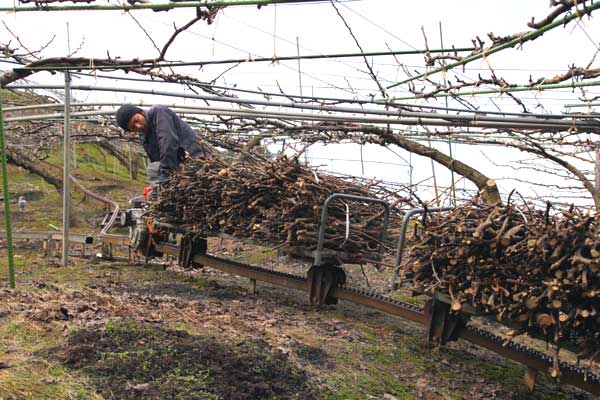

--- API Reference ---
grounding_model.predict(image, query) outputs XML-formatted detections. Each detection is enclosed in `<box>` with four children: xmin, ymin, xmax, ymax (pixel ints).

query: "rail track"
<box><xmin>151</xmin><ymin>244</ymin><xmax>600</xmax><ymax>395</ymax></box>
<box><xmin>36</xmin><ymin>176</ymin><xmax>600</xmax><ymax>396</ymax></box>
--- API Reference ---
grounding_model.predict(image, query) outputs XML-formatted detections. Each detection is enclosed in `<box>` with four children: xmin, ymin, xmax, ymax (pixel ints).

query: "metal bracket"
<box><xmin>524</xmin><ymin>366</ymin><xmax>538</xmax><ymax>392</ymax></box>
<box><xmin>178</xmin><ymin>232</ymin><xmax>207</xmax><ymax>269</ymax></box>
<box><xmin>314</xmin><ymin>193</ymin><xmax>390</xmax><ymax>266</ymax></box>
<box><xmin>391</xmin><ymin>206</ymin><xmax>453</xmax><ymax>290</ymax></box>
<box><xmin>307</xmin><ymin>264</ymin><xmax>346</xmax><ymax>306</ymax></box>
<box><xmin>424</xmin><ymin>298</ymin><xmax>466</xmax><ymax>345</ymax></box>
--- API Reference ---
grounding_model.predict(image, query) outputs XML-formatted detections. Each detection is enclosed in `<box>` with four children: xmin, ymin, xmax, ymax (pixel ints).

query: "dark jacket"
<box><xmin>141</xmin><ymin>105</ymin><xmax>209</xmax><ymax>180</ymax></box>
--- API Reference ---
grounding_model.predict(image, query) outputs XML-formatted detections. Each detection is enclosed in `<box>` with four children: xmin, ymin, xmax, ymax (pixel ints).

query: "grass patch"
<box><xmin>0</xmin><ymin>317</ymin><xmax>101</xmax><ymax>400</ymax></box>
<box><xmin>322</xmin><ymin>366</ymin><xmax>415</xmax><ymax>400</ymax></box>
<box><xmin>0</xmin><ymin>363</ymin><xmax>102</xmax><ymax>400</ymax></box>
<box><xmin>464</xmin><ymin>356</ymin><xmax>570</xmax><ymax>400</ymax></box>
<box><xmin>390</xmin><ymin>290</ymin><xmax>427</xmax><ymax>306</ymax></box>
<box><xmin>232</xmin><ymin>246</ymin><xmax>278</xmax><ymax>266</ymax></box>
<box><xmin>53</xmin><ymin>319</ymin><xmax>316</xmax><ymax>400</ymax></box>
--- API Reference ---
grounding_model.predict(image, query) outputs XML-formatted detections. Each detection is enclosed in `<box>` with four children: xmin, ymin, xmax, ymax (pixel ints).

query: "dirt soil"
<box><xmin>0</xmin><ymin>239</ymin><xmax>597</xmax><ymax>400</ymax></box>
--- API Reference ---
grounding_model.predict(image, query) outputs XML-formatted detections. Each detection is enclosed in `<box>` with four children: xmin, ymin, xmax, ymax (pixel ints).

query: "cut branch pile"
<box><xmin>150</xmin><ymin>153</ymin><xmax>405</xmax><ymax>255</ymax></box>
<box><xmin>403</xmin><ymin>198</ymin><xmax>600</xmax><ymax>360</ymax></box>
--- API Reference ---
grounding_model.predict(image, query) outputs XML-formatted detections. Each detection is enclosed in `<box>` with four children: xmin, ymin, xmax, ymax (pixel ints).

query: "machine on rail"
<box><xmin>97</xmin><ymin>190</ymin><xmax>600</xmax><ymax>396</ymax></box>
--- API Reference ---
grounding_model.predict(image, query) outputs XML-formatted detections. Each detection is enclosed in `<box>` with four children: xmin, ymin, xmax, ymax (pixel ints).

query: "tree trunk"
<box><xmin>98</xmin><ymin>142</ymin><xmax>139</xmax><ymax>180</ymax></box>
<box><xmin>6</xmin><ymin>146</ymin><xmax>62</xmax><ymax>191</ymax></box>
<box><xmin>306</xmin><ymin>126</ymin><xmax>503</xmax><ymax>205</ymax></box>
<box><xmin>378</xmin><ymin>131</ymin><xmax>502</xmax><ymax>205</ymax></box>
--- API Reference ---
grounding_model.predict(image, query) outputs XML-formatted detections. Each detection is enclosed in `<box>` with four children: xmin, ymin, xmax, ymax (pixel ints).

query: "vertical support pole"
<box><xmin>62</xmin><ymin>71</ymin><xmax>71</xmax><ymax>267</ymax></box>
<box><xmin>128</xmin><ymin>143</ymin><xmax>133</xmax><ymax>179</ymax></box>
<box><xmin>296</xmin><ymin>37</ymin><xmax>303</xmax><ymax>99</ymax></box>
<box><xmin>0</xmin><ymin>96</ymin><xmax>15</xmax><ymax>288</ymax></box>
<box><xmin>439</xmin><ymin>21</ymin><xmax>456</xmax><ymax>205</ymax></box>
<box><xmin>595</xmin><ymin>146</ymin><xmax>600</xmax><ymax>191</ymax></box>
<box><xmin>428</xmin><ymin>138</ymin><xmax>440</xmax><ymax>206</ymax></box>
<box><xmin>73</xmin><ymin>142</ymin><xmax>77</xmax><ymax>169</ymax></box>
<box><xmin>296</xmin><ymin>36</ymin><xmax>307</xmax><ymax>164</ymax></box>
<box><xmin>66</xmin><ymin>22</ymin><xmax>77</xmax><ymax>171</ymax></box>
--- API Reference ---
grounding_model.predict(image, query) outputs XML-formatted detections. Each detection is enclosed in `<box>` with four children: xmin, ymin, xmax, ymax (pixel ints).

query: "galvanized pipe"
<box><xmin>0</xmin><ymin>230</ymin><xmax>93</xmax><ymax>244</ymax></box>
<box><xmin>0</xmin><ymin>0</ymin><xmax>325</xmax><ymax>12</ymax></box>
<box><xmin>390</xmin><ymin>207</ymin><xmax>453</xmax><ymax>290</ymax></box>
<box><xmin>51</xmin><ymin>73</ymin><xmax>600</xmax><ymax>119</ymax></box>
<box><xmin>4</xmin><ymin>102</ymin><xmax>599</xmax><ymax>132</ymax></box>
<box><xmin>7</xmin><ymin>48</ymin><xmax>476</xmax><ymax>72</ymax></box>
<box><xmin>5</xmin><ymin>99</ymin><xmax>600</xmax><ymax>127</ymax></box>
<box><xmin>62</xmin><ymin>72</ymin><xmax>71</xmax><ymax>267</ymax></box>
<box><xmin>314</xmin><ymin>193</ymin><xmax>390</xmax><ymax>266</ymax></box>
<box><xmin>392</xmin><ymin>79</ymin><xmax>600</xmax><ymax>101</ymax></box>
<box><xmin>6</xmin><ymin>85</ymin><xmax>600</xmax><ymax>130</ymax></box>
<box><xmin>0</xmin><ymin>96</ymin><xmax>15</xmax><ymax>287</ymax></box>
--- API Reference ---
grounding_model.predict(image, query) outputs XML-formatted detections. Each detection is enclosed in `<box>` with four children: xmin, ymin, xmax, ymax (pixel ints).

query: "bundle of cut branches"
<box><xmin>403</xmin><ymin>197</ymin><xmax>600</xmax><ymax>360</ymax></box>
<box><xmin>150</xmin><ymin>152</ymin><xmax>406</xmax><ymax>256</ymax></box>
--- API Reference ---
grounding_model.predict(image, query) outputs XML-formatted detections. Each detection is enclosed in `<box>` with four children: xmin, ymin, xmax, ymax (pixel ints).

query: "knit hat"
<box><xmin>116</xmin><ymin>104</ymin><xmax>143</xmax><ymax>131</ymax></box>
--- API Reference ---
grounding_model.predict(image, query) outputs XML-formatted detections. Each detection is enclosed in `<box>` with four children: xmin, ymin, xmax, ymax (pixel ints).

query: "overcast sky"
<box><xmin>3</xmin><ymin>1</ymin><xmax>598</xmax><ymax>106</ymax></box>
<box><xmin>1</xmin><ymin>0</ymin><xmax>599</xmax><ymax>206</ymax></box>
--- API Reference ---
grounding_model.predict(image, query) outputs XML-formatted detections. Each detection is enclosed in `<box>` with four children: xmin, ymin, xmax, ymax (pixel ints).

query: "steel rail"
<box><xmin>16</xmin><ymin>101</ymin><xmax>587</xmax><ymax>123</ymax></box>
<box><xmin>0</xmin><ymin>0</ymin><xmax>327</xmax><ymax>12</ymax></box>
<box><xmin>0</xmin><ymin>230</ymin><xmax>93</xmax><ymax>244</ymax></box>
<box><xmin>5</xmin><ymin>106</ymin><xmax>600</xmax><ymax>132</ymax></box>
<box><xmin>153</xmin><ymin>243</ymin><xmax>600</xmax><ymax>395</ymax></box>
<box><xmin>57</xmin><ymin>72</ymin><xmax>600</xmax><ymax>119</ymax></box>
<box><xmin>7</xmin><ymin>85</ymin><xmax>600</xmax><ymax>131</ymax></box>
<box><xmin>5</xmin><ymin>48</ymin><xmax>476</xmax><ymax>72</ymax></box>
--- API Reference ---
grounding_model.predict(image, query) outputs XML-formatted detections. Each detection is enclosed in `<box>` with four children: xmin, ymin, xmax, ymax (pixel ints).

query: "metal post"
<box><xmin>73</xmin><ymin>142</ymin><xmax>77</xmax><ymax>168</ymax></box>
<box><xmin>390</xmin><ymin>207</ymin><xmax>453</xmax><ymax>290</ymax></box>
<box><xmin>67</xmin><ymin>23</ymin><xmax>77</xmax><ymax>170</ymax></box>
<box><xmin>314</xmin><ymin>193</ymin><xmax>390</xmax><ymax>266</ymax></box>
<box><xmin>296</xmin><ymin>36</ymin><xmax>307</xmax><ymax>164</ymax></box>
<box><xmin>595</xmin><ymin>146</ymin><xmax>600</xmax><ymax>191</ymax></box>
<box><xmin>439</xmin><ymin>21</ymin><xmax>456</xmax><ymax>205</ymax></box>
<box><xmin>62</xmin><ymin>71</ymin><xmax>71</xmax><ymax>267</ymax></box>
<box><xmin>128</xmin><ymin>143</ymin><xmax>133</xmax><ymax>178</ymax></box>
<box><xmin>0</xmin><ymin>96</ymin><xmax>15</xmax><ymax>287</ymax></box>
<box><xmin>296</xmin><ymin>37</ymin><xmax>303</xmax><ymax>98</ymax></box>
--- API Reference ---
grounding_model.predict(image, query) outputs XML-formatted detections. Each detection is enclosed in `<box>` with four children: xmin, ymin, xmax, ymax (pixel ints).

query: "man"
<box><xmin>18</xmin><ymin>195</ymin><xmax>26</xmax><ymax>211</ymax></box>
<box><xmin>116</xmin><ymin>104</ymin><xmax>210</xmax><ymax>183</ymax></box>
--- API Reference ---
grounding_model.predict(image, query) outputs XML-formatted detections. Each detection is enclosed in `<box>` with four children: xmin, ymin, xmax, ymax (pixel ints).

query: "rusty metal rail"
<box><xmin>71</xmin><ymin>171</ymin><xmax>600</xmax><ymax>394</ymax></box>
<box><xmin>0</xmin><ymin>230</ymin><xmax>93</xmax><ymax>244</ymax></box>
<box><xmin>153</xmin><ymin>243</ymin><xmax>600</xmax><ymax>395</ymax></box>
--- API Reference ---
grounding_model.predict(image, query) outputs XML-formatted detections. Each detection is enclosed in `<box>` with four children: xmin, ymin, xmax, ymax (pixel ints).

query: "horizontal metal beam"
<box><xmin>4</xmin><ymin>48</ymin><xmax>476</xmax><ymax>72</ymax></box>
<box><xmin>5</xmin><ymin>87</ymin><xmax>600</xmax><ymax>131</ymax></box>
<box><xmin>0</xmin><ymin>230</ymin><xmax>93</xmax><ymax>244</ymax></box>
<box><xmin>98</xmin><ymin>234</ymin><xmax>130</xmax><ymax>246</ymax></box>
<box><xmin>0</xmin><ymin>0</ymin><xmax>324</xmax><ymax>12</ymax></box>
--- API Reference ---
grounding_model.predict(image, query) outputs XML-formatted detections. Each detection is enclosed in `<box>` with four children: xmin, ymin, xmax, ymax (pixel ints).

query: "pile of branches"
<box><xmin>150</xmin><ymin>152</ymin><xmax>406</xmax><ymax>255</ymax></box>
<box><xmin>403</xmin><ymin>197</ymin><xmax>600</xmax><ymax>359</ymax></box>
